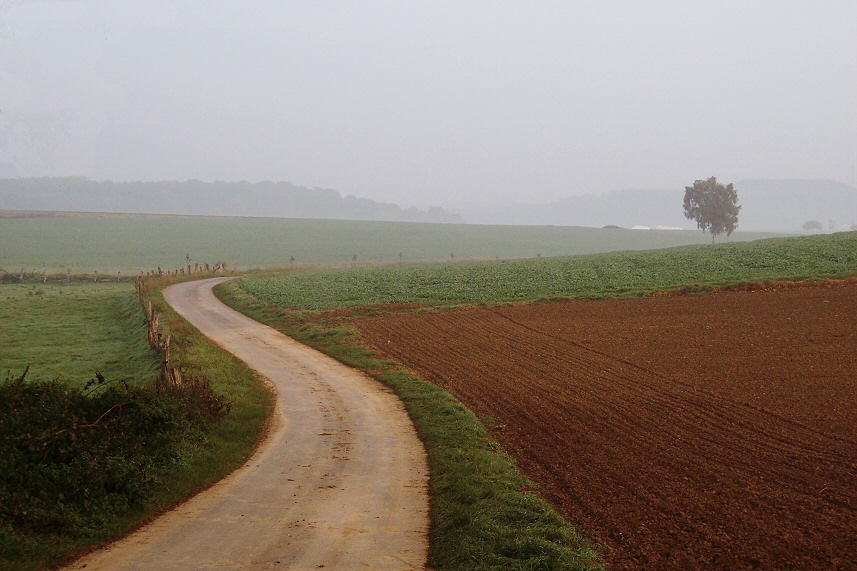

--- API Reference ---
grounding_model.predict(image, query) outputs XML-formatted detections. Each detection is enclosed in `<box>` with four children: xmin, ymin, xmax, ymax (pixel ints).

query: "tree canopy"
<box><xmin>683</xmin><ymin>177</ymin><xmax>740</xmax><ymax>241</ymax></box>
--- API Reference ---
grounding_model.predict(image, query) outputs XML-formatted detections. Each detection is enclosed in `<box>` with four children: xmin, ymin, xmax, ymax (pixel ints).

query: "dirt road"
<box><xmin>66</xmin><ymin>277</ymin><xmax>429</xmax><ymax>570</ymax></box>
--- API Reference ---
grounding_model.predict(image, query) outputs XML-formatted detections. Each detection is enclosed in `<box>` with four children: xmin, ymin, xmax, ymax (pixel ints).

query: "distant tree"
<box><xmin>683</xmin><ymin>177</ymin><xmax>740</xmax><ymax>241</ymax></box>
<box><xmin>802</xmin><ymin>220</ymin><xmax>823</xmax><ymax>232</ymax></box>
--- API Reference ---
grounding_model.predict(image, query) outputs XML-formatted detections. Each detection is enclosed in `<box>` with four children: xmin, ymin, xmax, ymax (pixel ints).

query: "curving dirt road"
<box><xmin>66</xmin><ymin>277</ymin><xmax>429</xmax><ymax>570</ymax></box>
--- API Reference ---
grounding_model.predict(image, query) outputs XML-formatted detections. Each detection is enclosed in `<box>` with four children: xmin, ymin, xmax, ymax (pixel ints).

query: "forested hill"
<box><xmin>0</xmin><ymin>177</ymin><xmax>463</xmax><ymax>224</ymax></box>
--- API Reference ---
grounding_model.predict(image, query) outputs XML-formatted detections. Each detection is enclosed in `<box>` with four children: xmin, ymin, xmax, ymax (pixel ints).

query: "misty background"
<box><xmin>1</xmin><ymin>1</ymin><xmax>856</xmax><ymax>229</ymax></box>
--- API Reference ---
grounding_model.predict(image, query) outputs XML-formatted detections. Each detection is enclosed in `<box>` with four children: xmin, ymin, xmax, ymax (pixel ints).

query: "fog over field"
<box><xmin>1</xmin><ymin>1</ymin><xmax>855</xmax><ymax>226</ymax></box>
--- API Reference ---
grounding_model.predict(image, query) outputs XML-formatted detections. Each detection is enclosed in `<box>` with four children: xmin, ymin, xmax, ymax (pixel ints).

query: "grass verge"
<box><xmin>215</xmin><ymin>280</ymin><xmax>603</xmax><ymax>570</ymax></box>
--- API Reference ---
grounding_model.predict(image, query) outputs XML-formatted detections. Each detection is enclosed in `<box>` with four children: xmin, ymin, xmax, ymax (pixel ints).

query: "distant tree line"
<box><xmin>0</xmin><ymin>177</ymin><xmax>463</xmax><ymax>224</ymax></box>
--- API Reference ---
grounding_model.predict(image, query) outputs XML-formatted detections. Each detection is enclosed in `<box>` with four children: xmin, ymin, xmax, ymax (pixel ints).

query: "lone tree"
<box><xmin>683</xmin><ymin>176</ymin><xmax>740</xmax><ymax>241</ymax></box>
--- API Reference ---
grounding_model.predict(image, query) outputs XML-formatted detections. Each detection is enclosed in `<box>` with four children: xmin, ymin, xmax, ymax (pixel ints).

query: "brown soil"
<box><xmin>354</xmin><ymin>282</ymin><xmax>857</xmax><ymax>570</ymax></box>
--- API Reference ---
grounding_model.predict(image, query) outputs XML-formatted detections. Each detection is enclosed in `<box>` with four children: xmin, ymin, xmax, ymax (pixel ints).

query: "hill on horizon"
<box><xmin>452</xmin><ymin>179</ymin><xmax>857</xmax><ymax>232</ymax></box>
<box><xmin>0</xmin><ymin>177</ymin><xmax>463</xmax><ymax>224</ymax></box>
<box><xmin>3</xmin><ymin>177</ymin><xmax>854</xmax><ymax>232</ymax></box>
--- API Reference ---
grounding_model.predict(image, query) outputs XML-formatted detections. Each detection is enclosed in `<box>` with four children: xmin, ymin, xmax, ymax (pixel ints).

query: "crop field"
<box><xmin>353</xmin><ymin>281</ymin><xmax>856</xmax><ymax>569</ymax></box>
<box><xmin>0</xmin><ymin>282</ymin><xmax>158</xmax><ymax>387</ymax></box>
<box><xmin>0</xmin><ymin>210</ymin><xmax>788</xmax><ymax>274</ymax></box>
<box><xmin>237</xmin><ymin>232</ymin><xmax>857</xmax><ymax>310</ymax></box>
<box><xmin>230</xmin><ymin>231</ymin><xmax>857</xmax><ymax>569</ymax></box>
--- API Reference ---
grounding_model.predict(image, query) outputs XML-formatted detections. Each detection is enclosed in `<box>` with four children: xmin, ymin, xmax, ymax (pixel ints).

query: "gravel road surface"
<box><xmin>65</xmin><ymin>277</ymin><xmax>429</xmax><ymax>570</ymax></box>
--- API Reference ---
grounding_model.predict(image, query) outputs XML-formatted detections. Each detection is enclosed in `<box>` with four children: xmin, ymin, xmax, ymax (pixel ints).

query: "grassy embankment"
<box><xmin>217</xmin><ymin>231</ymin><xmax>857</xmax><ymax>570</ymax></box>
<box><xmin>0</xmin><ymin>279</ymin><xmax>273</xmax><ymax>571</ymax></box>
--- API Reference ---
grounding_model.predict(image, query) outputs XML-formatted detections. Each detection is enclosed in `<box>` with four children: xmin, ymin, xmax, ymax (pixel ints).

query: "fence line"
<box><xmin>3</xmin><ymin>263</ymin><xmax>229</xmax><ymax>386</ymax></box>
<box><xmin>133</xmin><ymin>262</ymin><xmax>231</xmax><ymax>385</ymax></box>
<box><xmin>135</xmin><ymin>276</ymin><xmax>186</xmax><ymax>387</ymax></box>
<box><xmin>0</xmin><ymin>261</ymin><xmax>228</xmax><ymax>284</ymax></box>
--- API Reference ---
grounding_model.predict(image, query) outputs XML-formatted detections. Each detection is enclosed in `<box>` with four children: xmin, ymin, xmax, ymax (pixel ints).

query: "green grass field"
<box><xmin>0</xmin><ymin>282</ymin><xmax>158</xmax><ymax>387</ymax></box>
<box><xmin>236</xmin><ymin>232</ymin><xmax>857</xmax><ymax>310</ymax></box>
<box><xmin>0</xmin><ymin>211</ymin><xmax>789</xmax><ymax>275</ymax></box>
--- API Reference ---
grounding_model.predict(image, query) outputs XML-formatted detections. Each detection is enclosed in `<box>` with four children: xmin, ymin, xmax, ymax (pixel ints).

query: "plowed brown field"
<box><xmin>354</xmin><ymin>282</ymin><xmax>857</xmax><ymax>570</ymax></box>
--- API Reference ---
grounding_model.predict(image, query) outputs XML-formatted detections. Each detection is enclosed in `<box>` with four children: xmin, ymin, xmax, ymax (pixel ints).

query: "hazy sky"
<box><xmin>2</xmin><ymin>1</ymin><xmax>855</xmax><ymax>208</ymax></box>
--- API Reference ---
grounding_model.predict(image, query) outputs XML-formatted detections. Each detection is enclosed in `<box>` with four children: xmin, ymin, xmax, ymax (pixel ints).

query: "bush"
<box><xmin>0</xmin><ymin>368</ymin><xmax>229</xmax><ymax>553</ymax></box>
